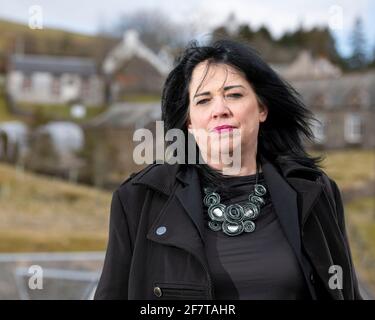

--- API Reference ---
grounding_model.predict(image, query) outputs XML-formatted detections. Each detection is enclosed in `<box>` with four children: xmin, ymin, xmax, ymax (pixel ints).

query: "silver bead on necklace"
<box><xmin>203</xmin><ymin>162</ymin><xmax>267</xmax><ymax>237</ymax></box>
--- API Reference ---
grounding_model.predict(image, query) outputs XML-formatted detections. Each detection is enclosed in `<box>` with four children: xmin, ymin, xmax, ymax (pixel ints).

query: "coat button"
<box><xmin>156</xmin><ymin>226</ymin><xmax>167</xmax><ymax>236</ymax></box>
<box><xmin>310</xmin><ymin>273</ymin><xmax>315</xmax><ymax>284</ymax></box>
<box><xmin>153</xmin><ymin>286</ymin><xmax>162</xmax><ymax>297</ymax></box>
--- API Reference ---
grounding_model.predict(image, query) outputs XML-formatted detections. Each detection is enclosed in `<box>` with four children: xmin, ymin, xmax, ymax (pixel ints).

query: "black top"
<box><xmin>200</xmin><ymin>172</ymin><xmax>311</xmax><ymax>300</ymax></box>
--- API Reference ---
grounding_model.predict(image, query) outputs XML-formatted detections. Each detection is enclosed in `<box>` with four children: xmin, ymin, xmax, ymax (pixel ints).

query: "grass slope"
<box><xmin>0</xmin><ymin>162</ymin><xmax>112</xmax><ymax>252</ymax></box>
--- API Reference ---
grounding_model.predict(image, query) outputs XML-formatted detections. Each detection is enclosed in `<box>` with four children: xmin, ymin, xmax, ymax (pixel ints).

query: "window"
<box><xmin>81</xmin><ymin>78</ymin><xmax>90</xmax><ymax>98</ymax></box>
<box><xmin>348</xmin><ymin>88</ymin><xmax>370</xmax><ymax>109</ymax></box>
<box><xmin>51</xmin><ymin>76</ymin><xmax>61</xmax><ymax>96</ymax></box>
<box><xmin>344</xmin><ymin>113</ymin><xmax>362</xmax><ymax>144</ymax></box>
<box><xmin>22</xmin><ymin>74</ymin><xmax>32</xmax><ymax>91</ymax></box>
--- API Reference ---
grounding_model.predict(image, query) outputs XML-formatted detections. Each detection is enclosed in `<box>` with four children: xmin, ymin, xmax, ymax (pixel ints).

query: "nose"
<box><xmin>211</xmin><ymin>97</ymin><xmax>230</xmax><ymax>119</ymax></box>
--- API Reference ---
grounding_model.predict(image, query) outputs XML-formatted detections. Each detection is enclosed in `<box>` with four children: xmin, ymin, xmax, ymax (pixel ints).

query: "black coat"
<box><xmin>94</xmin><ymin>155</ymin><xmax>362</xmax><ymax>300</ymax></box>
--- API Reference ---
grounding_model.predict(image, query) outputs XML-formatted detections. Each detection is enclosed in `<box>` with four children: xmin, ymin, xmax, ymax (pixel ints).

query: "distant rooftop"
<box><xmin>84</xmin><ymin>102</ymin><xmax>161</xmax><ymax>128</ymax></box>
<box><xmin>9</xmin><ymin>54</ymin><xmax>97</xmax><ymax>76</ymax></box>
<box><xmin>102</xmin><ymin>29</ymin><xmax>172</xmax><ymax>76</ymax></box>
<box><xmin>292</xmin><ymin>71</ymin><xmax>375</xmax><ymax>108</ymax></box>
<box><xmin>271</xmin><ymin>50</ymin><xmax>342</xmax><ymax>81</ymax></box>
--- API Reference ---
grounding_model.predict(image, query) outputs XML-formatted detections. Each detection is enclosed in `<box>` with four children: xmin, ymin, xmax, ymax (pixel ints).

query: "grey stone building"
<box><xmin>82</xmin><ymin>102</ymin><xmax>161</xmax><ymax>188</ymax></box>
<box><xmin>274</xmin><ymin>51</ymin><xmax>375</xmax><ymax>149</ymax></box>
<box><xmin>292</xmin><ymin>71</ymin><xmax>375</xmax><ymax>149</ymax></box>
<box><xmin>102</xmin><ymin>29</ymin><xmax>172</xmax><ymax>102</ymax></box>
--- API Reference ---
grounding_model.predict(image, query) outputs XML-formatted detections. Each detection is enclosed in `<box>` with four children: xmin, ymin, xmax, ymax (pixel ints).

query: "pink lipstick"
<box><xmin>213</xmin><ymin>125</ymin><xmax>236</xmax><ymax>133</ymax></box>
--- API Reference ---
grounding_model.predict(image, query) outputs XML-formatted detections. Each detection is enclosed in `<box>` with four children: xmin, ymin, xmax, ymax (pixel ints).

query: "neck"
<box><xmin>205</xmin><ymin>150</ymin><xmax>260</xmax><ymax>176</ymax></box>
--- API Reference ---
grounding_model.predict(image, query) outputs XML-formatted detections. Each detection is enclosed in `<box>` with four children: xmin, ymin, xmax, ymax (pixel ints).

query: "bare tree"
<box><xmin>113</xmin><ymin>9</ymin><xmax>182</xmax><ymax>51</ymax></box>
<box><xmin>111</xmin><ymin>8</ymin><xmax>204</xmax><ymax>52</ymax></box>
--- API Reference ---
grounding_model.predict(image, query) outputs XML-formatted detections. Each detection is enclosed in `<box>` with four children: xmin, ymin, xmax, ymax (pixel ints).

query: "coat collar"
<box><xmin>261</xmin><ymin>155</ymin><xmax>324</xmax><ymax>227</ymax></box>
<box><xmin>134</xmin><ymin>163</ymin><xmax>206</xmax><ymax>242</ymax></box>
<box><xmin>132</xmin><ymin>156</ymin><xmax>324</xmax><ymax>224</ymax></box>
<box><xmin>132</xmin><ymin>155</ymin><xmax>323</xmax><ymax>188</ymax></box>
<box><xmin>132</xmin><ymin>156</ymin><xmax>324</xmax><ymax>231</ymax></box>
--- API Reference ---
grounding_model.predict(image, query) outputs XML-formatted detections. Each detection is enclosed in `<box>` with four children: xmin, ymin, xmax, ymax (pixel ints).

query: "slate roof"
<box><xmin>291</xmin><ymin>71</ymin><xmax>375</xmax><ymax>109</ymax></box>
<box><xmin>9</xmin><ymin>54</ymin><xmax>97</xmax><ymax>76</ymax></box>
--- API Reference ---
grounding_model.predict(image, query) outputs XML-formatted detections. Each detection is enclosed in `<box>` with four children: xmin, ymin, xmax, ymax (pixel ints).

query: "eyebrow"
<box><xmin>193</xmin><ymin>85</ymin><xmax>245</xmax><ymax>99</ymax></box>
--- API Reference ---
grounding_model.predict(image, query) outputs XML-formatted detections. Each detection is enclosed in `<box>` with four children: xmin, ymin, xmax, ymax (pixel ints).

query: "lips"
<box><xmin>213</xmin><ymin>125</ymin><xmax>236</xmax><ymax>133</ymax></box>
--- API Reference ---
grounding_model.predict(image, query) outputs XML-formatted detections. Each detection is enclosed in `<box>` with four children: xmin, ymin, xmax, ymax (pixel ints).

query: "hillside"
<box><xmin>0</xmin><ymin>162</ymin><xmax>112</xmax><ymax>252</ymax></box>
<box><xmin>0</xmin><ymin>149</ymin><xmax>374</xmax><ymax>253</ymax></box>
<box><xmin>0</xmin><ymin>19</ymin><xmax>118</xmax><ymax>72</ymax></box>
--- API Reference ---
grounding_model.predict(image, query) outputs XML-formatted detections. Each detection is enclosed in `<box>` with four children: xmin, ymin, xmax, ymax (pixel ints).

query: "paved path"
<box><xmin>0</xmin><ymin>251</ymin><xmax>104</xmax><ymax>299</ymax></box>
<box><xmin>0</xmin><ymin>251</ymin><xmax>373</xmax><ymax>299</ymax></box>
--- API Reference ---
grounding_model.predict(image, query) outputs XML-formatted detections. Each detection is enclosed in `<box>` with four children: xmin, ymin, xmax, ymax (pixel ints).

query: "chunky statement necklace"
<box><xmin>203</xmin><ymin>162</ymin><xmax>267</xmax><ymax>237</ymax></box>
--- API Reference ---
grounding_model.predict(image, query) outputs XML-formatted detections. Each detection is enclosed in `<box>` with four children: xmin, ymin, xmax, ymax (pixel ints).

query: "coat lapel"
<box><xmin>144</xmin><ymin>165</ymin><xmax>208</xmax><ymax>276</ymax></box>
<box><xmin>261</xmin><ymin>159</ymin><xmax>302</xmax><ymax>260</ymax></box>
<box><xmin>261</xmin><ymin>158</ymin><xmax>321</xmax><ymax>298</ymax></box>
<box><xmin>285</xmin><ymin>176</ymin><xmax>345</xmax><ymax>299</ymax></box>
<box><xmin>285</xmin><ymin>178</ymin><xmax>323</xmax><ymax>227</ymax></box>
<box><xmin>174</xmin><ymin>166</ymin><xmax>206</xmax><ymax>241</ymax></box>
<box><xmin>261</xmin><ymin>156</ymin><xmax>345</xmax><ymax>300</ymax></box>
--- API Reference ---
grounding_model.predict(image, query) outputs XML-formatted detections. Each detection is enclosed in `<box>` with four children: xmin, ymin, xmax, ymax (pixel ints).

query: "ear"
<box><xmin>259</xmin><ymin>104</ymin><xmax>268</xmax><ymax>123</ymax></box>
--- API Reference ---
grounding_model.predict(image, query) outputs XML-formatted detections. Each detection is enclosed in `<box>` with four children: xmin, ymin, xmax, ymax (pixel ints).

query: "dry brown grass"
<box><xmin>0</xmin><ymin>148</ymin><xmax>374</xmax><ymax>253</ymax></box>
<box><xmin>345</xmin><ymin>196</ymin><xmax>375</xmax><ymax>295</ymax></box>
<box><xmin>314</xmin><ymin>149</ymin><xmax>375</xmax><ymax>295</ymax></box>
<box><xmin>311</xmin><ymin>148</ymin><xmax>375</xmax><ymax>190</ymax></box>
<box><xmin>0</xmin><ymin>162</ymin><xmax>112</xmax><ymax>252</ymax></box>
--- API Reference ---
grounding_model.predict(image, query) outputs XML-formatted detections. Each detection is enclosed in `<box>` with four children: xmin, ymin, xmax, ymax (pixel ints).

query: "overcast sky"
<box><xmin>0</xmin><ymin>0</ymin><xmax>374</xmax><ymax>58</ymax></box>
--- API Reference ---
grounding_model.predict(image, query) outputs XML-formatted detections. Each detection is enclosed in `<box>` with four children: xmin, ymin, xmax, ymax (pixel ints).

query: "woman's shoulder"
<box><xmin>116</xmin><ymin>162</ymin><xmax>180</xmax><ymax>194</ymax></box>
<box><xmin>119</xmin><ymin>163</ymin><xmax>160</xmax><ymax>186</ymax></box>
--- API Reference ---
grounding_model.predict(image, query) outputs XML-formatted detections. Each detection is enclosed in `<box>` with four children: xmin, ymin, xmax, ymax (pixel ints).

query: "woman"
<box><xmin>94</xmin><ymin>39</ymin><xmax>362</xmax><ymax>300</ymax></box>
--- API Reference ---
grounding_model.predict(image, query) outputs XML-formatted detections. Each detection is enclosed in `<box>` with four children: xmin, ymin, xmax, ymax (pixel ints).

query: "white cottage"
<box><xmin>6</xmin><ymin>54</ymin><xmax>104</xmax><ymax>106</ymax></box>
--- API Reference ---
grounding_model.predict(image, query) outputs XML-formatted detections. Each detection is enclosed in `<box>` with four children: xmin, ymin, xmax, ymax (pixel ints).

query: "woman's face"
<box><xmin>187</xmin><ymin>61</ymin><xmax>268</xmax><ymax>164</ymax></box>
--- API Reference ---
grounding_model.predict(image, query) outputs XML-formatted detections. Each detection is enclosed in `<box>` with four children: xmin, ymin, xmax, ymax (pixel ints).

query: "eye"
<box><xmin>226</xmin><ymin>93</ymin><xmax>243</xmax><ymax>98</ymax></box>
<box><xmin>197</xmin><ymin>98</ymin><xmax>210</xmax><ymax>105</ymax></box>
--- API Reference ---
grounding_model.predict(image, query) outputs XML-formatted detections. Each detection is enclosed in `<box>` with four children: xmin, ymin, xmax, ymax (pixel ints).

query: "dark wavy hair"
<box><xmin>161</xmin><ymin>38</ymin><xmax>323</xmax><ymax>186</ymax></box>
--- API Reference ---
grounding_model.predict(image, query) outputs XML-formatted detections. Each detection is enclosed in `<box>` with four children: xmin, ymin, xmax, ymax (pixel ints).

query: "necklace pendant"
<box><xmin>243</xmin><ymin>220</ymin><xmax>256</xmax><ymax>232</ymax></box>
<box><xmin>254</xmin><ymin>184</ymin><xmax>267</xmax><ymax>196</ymax></box>
<box><xmin>203</xmin><ymin>182</ymin><xmax>267</xmax><ymax>237</ymax></box>
<box><xmin>249</xmin><ymin>195</ymin><xmax>265</xmax><ymax>208</ymax></box>
<box><xmin>243</xmin><ymin>203</ymin><xmax>260</xmax><ymax>220</ymax></box>
<box><xmin>222</xmin><ymin>221</ymin><xmax>244</xmax><ymax>236</ymax></box>
<box><xmin>203</xmin><ymin>191</ymin><xmax>220</xmax><ymax>207</ymax></box>
<box><xmin>208</xmin><ymin>220</ymin><xmax>222</xmax><ymax>231</ymax></box>
<box><xmin>208</xmin><ymin>204</ymin><xmax>226</xmax><ymax>221</ymax></box>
